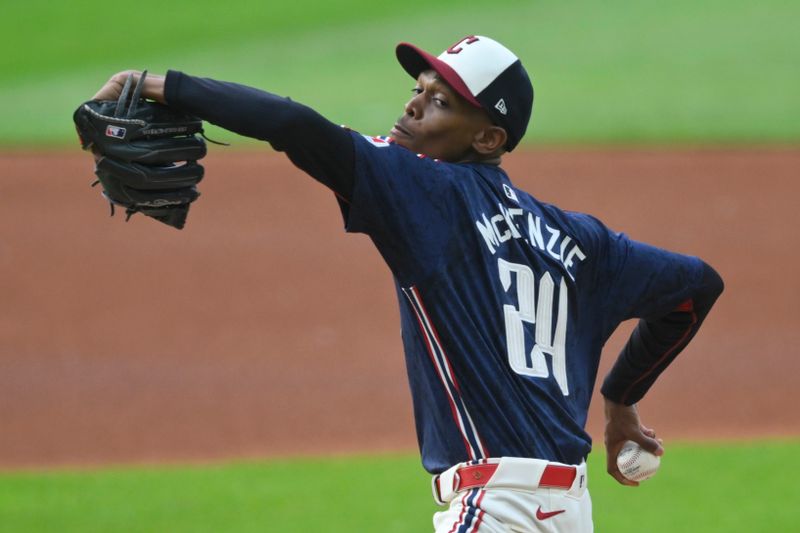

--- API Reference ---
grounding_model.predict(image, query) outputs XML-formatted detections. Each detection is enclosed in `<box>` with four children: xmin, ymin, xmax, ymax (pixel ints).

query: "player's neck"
<box><xmin>459</xmin><ymin>153</ymin><xmax>502</xmax><ymax>166</ymax></box>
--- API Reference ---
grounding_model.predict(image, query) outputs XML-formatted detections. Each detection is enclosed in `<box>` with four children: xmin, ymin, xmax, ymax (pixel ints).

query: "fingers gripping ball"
<box><xmin>73</xmin><ymin>71</ymin><xmax>207</xmax><ymax>229</ymax></box>
<box><xmin>616</xmin><ymin>441</ymin><xmax>661</xmax><ymax>482</ymax></box>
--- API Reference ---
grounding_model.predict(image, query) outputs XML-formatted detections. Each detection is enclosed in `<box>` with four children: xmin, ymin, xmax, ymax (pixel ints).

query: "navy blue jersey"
<box><xmin>339</xmin><ymin>133</ymin><xmax>706</xmax><ymax>473</ymax></box>
<box><xmin>162</xmin><ymin>71</ymin><xmax>721</xmax><ymax>476</ymax></box>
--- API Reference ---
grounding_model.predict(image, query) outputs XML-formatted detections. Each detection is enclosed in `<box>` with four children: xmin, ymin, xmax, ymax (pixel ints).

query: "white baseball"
<box><xmin>616</xmin><ymin>440</ymin><xmax>660</xmax><ymax>482</ymax></box>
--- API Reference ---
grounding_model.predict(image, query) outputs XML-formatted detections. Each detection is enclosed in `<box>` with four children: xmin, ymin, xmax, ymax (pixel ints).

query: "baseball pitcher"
<box><xmin>76</xmin><ymin>36</ymin><xmax>723</xmax><ymax>532</ymax></box>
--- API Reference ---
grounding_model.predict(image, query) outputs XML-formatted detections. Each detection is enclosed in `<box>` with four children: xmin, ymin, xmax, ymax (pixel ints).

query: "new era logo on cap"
<box><xmin>396</xmin><ymin>35</ymin><xmax>534</xmax><ymax>151</ymax></box>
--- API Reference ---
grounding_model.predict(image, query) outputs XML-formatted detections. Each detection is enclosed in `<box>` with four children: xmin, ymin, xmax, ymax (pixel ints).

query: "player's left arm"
<box><xmin>594</xmin><ymin>235</ymin><xmax>724</xmax><ymax>485</ymax></box>
<box><xmin>92</xmin><ymin>70</ymin><xmax>357</xmax><ymax>201</ymax></box>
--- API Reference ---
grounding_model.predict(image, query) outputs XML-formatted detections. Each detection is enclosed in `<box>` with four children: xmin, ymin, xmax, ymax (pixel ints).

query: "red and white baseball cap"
<box><xmin>396</xmin><ymin>35</ymin><xmax>534</xmax><ymax>151</ymax></box>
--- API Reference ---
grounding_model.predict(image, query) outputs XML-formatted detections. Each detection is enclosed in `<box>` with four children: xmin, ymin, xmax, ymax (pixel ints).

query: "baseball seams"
<box><xmin>616</xmin><ymin>441</ymin><xmax>660</xmax><ymax>482</ymax></box>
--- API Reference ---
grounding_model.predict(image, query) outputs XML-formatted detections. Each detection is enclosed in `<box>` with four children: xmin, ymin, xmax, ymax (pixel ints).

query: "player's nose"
<box><xmin>404</xmin><ymin>94</ymin><xmax>422</xmax><ymax>119</ymax></box>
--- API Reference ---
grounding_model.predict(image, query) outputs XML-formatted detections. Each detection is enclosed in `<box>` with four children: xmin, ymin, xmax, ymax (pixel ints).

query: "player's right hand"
<box><xmin>603</xmin><ymin>399</ymin><xmax>664</xmax><ymax>487</ymax></box>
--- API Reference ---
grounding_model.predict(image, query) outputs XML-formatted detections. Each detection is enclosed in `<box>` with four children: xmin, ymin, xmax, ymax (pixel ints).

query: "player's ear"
<box><xmin>472</xmin><ymin>126</ymin><xmax>508</xmax><ymax>156</ymax></box>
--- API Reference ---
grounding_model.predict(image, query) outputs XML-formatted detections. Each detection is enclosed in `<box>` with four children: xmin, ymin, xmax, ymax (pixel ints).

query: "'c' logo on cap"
<box><xmin>447</xmin><ymin>35</ymin><xmax>479</xmax><ymax>54</ymax></box>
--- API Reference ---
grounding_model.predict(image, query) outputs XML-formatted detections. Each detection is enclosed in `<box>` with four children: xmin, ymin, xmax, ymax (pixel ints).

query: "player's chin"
<box><xmin>389</xmin><ymin>133</ymin><xmax>413</xmax><ymax>151</ymax></box>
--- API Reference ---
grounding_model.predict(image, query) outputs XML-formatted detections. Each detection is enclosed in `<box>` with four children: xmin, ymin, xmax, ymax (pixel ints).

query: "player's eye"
<box><xmin>433</xmin><ymin>97</ymin><xmax>448</xmax><ymax>108</ymax></box>
<box><xmin>411</xmin><ymin>87</ymin><xmax>423</xmax><ymax>95</ymax></box>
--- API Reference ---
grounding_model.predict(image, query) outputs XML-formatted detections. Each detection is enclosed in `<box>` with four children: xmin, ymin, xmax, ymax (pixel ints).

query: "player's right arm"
<box><xmin>601</xmin><ymin>257</ymin><xmax>722</xmax><ymax>484</ymax></box>
<box><xmin>574</xmin><ymin>217</ymin><xmax>724</xmax><ymax>485</ymax></box>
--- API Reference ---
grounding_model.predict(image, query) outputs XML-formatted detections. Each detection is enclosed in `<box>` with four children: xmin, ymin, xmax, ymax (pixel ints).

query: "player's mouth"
<box><xmin>390</xmin><ymin>122</ymin><xmax>412</xmax><ymax>139</ymax></box>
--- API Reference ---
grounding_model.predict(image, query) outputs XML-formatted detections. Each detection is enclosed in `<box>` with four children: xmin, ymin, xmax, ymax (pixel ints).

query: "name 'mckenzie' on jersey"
<box><xmin>474</xmin><ymin>201</ymin><xmax>587</xmax><ymax>280</ymax></box>
<box><xmin>339</xmin><ymin>132</ymin><xmax>705</xmax><ymax>474</ymax></box>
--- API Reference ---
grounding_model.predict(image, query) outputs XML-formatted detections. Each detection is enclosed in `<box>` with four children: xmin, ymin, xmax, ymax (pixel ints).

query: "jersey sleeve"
<box><xmin>597</xmin><ymin>227</ymin><xmax>707</xmax><ymax>334</ymax></box>
<box><xmin>163</xmin><ymin>70</ymin><xmax>355</xmax><ymax>200</ymax></box>
<box><xmin>580</xmin><ymin>217</ymin><xmax>724</xmax><ymax>404</ymax></box>
<box><xmin>338</xmin><ymin>133</ymin><xmax>461</xmax><ymax>284</ymax></box>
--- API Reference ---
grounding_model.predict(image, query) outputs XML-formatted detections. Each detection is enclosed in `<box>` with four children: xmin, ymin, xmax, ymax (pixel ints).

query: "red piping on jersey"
<box><xmin>333</xmin><ymin>190</ymin><xmax>350</xmax><ymax>204</ymax></box>
<box><xmin>413</xmin><ymin>287</ymin><xmax>462</xmax><ymax>395</ymax></box>
<box><xmin>621</xmin><ymin>299</ymin><xmax>697</xmax><ymax>404</ymax></box>
<box><xmin>411</xmin><ymin>287</ymin><xmax>491</xmax><ymax>458</ymax></box>
<box><xmin>408</xmin><ymin>290</ymin><xmax>476</xmax><ymax>460</ymax></box>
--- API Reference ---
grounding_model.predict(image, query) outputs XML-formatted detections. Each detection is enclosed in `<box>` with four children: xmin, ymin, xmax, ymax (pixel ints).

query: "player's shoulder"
<box><xmin>350</xmin><ymin>130</ymin><xmax>490</xmax><ymax>187</ymax></box>
<box><xmin>512</xmin><ymin>186</ymin><xmax>607</xmax><ymax>230</ymax></box>
<box><xmin>508</xmin><ymin>185</ymin><xmax>618</xmax><ymax>253</ymax></box>
<box><xmin>357</xmin><ymin>133</ymin><xmax>398</xmax><ymax>149</ymax></box>
<box><xmin>561</xmin><ymin>209</ymin><xmax>613</xmax><ymax>240</ymax></box>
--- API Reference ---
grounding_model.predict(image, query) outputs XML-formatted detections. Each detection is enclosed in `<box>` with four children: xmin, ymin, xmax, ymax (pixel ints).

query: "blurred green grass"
<box><xmin>0</xmin><ymin>440</ymin><xmax>798</xmax><ymax>532</ymax></box>
<box><xmin>1</xmin><ymin>0</ymin><xmax>798</xmax><ymax>145</ymax></box>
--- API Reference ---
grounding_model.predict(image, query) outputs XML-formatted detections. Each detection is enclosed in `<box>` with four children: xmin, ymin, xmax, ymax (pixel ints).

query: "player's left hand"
<box><xmin>74</xmin><ymin>71</ymin><xmax>207</xmax><ymax>229</ymax></box>
<box><xmin>93</xmin><ymin>70</ymin><xmax>167</xmax><ymax>103</ymax></box>
<box><xmin>603</xmin><ymin>398</ymin><xmax>664</xmax><ymax>487</ymax></box>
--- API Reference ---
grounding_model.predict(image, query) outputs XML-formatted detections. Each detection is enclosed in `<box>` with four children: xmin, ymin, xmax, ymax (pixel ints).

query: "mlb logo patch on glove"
<box><xmin>73</xmin><ymin>71</ymin><xmax>208</xmax><ymax>229</ymax></box>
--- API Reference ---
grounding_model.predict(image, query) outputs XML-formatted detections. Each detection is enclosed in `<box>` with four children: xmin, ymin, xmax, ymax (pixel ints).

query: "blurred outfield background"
<box><xmin>1</xmin><ymin>0</ymin><xmax>799</xmax><ymax>146</ymax></box>
<box><xmin>1</xmin><ymin>1</ymin><xmax>799</xmax><ymax>532</ymax></box>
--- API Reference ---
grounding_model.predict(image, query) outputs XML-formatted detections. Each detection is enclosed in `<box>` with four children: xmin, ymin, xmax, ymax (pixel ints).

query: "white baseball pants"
<box><xmin>432</xmin><ymin>457</ymin><xmax>592</xmax><ymax>532</ymax></box>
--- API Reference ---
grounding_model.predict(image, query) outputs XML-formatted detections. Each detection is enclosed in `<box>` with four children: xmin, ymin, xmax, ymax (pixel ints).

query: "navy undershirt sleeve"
<box><xmin>601</xmin><ymin>261</ymin><xmax>724</xmax><ymax>404</ymax></box>
<box><xmin>163</xmin><ymin>70</ymin><xmax>355</xmax><ymax>200</ymax></box>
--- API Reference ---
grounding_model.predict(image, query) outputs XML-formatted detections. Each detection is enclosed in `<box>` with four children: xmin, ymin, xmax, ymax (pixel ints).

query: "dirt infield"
<box><xmin>1</xmin><ymin>148</ymin><xmax>798</xmax><ymax>469</ymax></box>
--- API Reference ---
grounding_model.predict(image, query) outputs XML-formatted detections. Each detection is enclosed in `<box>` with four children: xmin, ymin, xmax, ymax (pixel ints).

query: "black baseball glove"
<box><xmin>73</xmin><ymin>71</ymin><xmax>207</xmax><ymax>229</ymax></box>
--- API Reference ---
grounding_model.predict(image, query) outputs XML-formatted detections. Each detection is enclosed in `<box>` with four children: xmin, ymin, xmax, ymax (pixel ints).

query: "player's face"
<box><xmin>390</xmin><ymin>70</ymin><xmax>493</xmax><ymax>162</ymax></box>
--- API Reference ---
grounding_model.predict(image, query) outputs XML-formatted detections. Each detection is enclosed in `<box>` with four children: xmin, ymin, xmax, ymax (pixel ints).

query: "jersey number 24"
<box><xmin>498</xmin><ymin>258</ymin><xmax>569</xmax><ymax>396</ymax></box>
